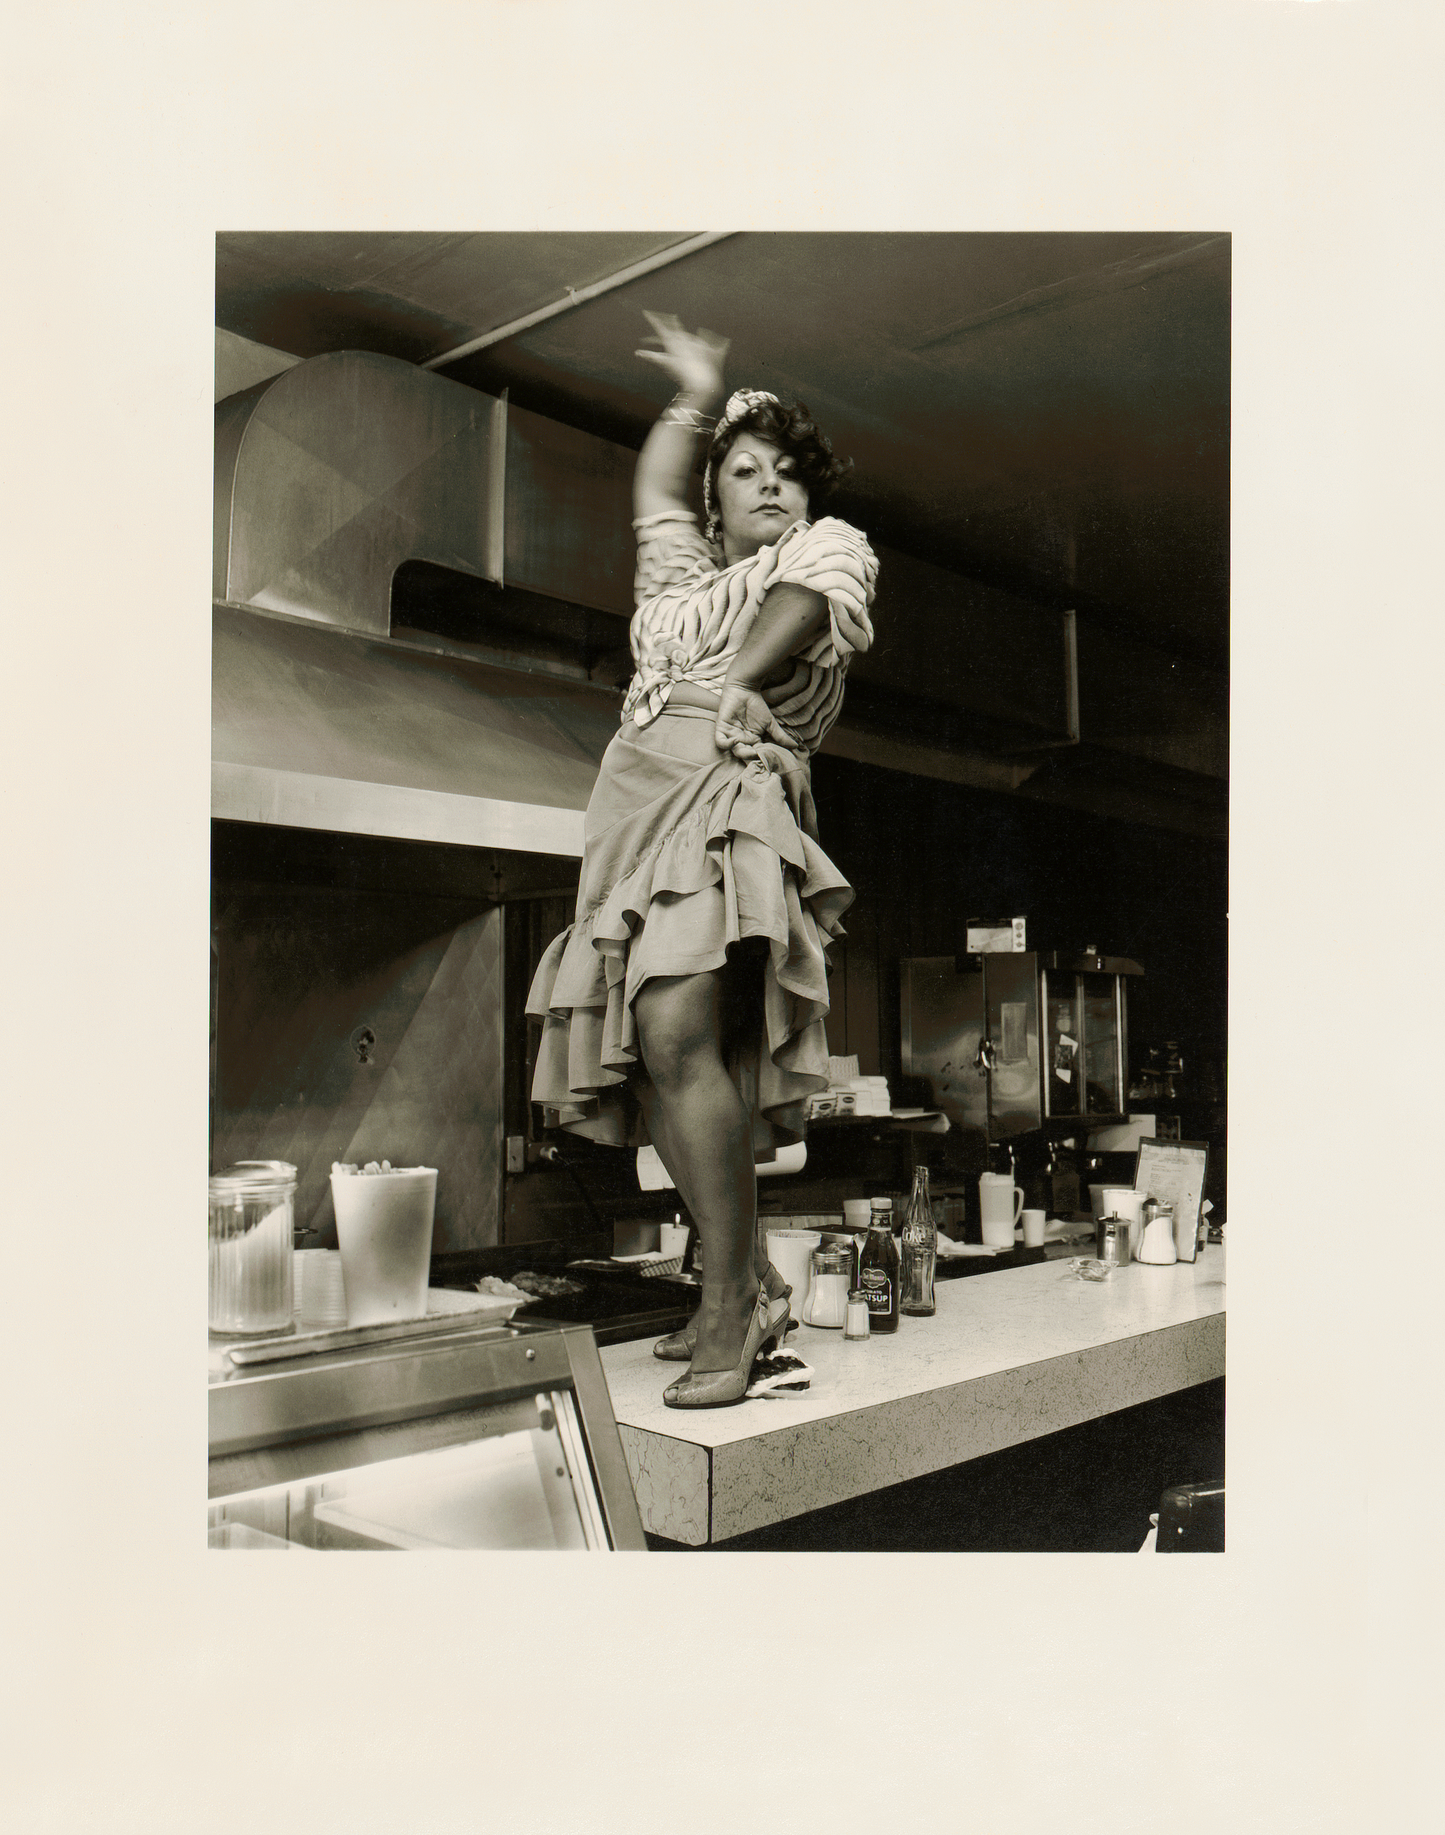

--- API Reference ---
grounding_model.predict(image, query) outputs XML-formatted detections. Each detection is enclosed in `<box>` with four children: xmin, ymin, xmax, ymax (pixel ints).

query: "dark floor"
<box><xmin>645</xmin><ymin>1378</ymin><xmax>1224</xmax><ymax>1553</ymax></box>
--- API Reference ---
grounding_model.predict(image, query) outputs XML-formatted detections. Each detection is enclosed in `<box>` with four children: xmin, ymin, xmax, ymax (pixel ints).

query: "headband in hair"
<box><xmin>703</xmin><ymin>389</ymin><xmax>781</xmax><ymax>536</ymax></box>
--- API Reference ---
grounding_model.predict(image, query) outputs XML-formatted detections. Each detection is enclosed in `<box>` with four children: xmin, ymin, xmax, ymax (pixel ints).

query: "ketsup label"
<box><xmin>861</xmin><ymin>1270</ymin><xmax>892</xmax><ymax>1311</ymax></box>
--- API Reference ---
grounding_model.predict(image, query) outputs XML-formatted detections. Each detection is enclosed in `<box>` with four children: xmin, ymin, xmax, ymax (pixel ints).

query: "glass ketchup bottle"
<box><xmin>858</xmin><ymin>1198</ymin><xmax>900</xmax><ymax>1333</ymax></box>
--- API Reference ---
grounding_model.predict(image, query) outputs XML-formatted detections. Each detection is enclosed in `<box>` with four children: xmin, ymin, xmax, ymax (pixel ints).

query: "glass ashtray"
<box><xmin>1069</xmin><ymin>1257</ymin><xmax>1115</xmax><ymax>1283</ymax></box>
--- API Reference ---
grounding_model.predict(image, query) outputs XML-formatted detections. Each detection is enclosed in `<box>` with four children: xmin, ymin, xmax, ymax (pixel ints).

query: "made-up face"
<box><xmin>714</xmin><ymin>434</ymin><xmax>810</xmax><ymax>560</ymax></box>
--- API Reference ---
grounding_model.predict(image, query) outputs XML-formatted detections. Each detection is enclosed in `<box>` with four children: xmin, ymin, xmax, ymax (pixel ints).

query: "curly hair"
<box><xmin>704</xmin><ymin>398</ymin><xmax>851</xmax><ymax>538</ymax></box>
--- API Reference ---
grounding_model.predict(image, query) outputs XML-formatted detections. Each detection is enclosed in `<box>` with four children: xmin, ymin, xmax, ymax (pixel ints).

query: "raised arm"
<box><xmin>633</xmin><ymin>312</ymin><xmax>729</xmax><ymax>521</ymax></box>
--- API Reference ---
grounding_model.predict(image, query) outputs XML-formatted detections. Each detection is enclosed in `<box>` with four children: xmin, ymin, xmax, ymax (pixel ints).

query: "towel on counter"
<box><xmin>746</xmin><ymin>1347</ymin><xmax>815</xmax><ymax>1399</ymax></box>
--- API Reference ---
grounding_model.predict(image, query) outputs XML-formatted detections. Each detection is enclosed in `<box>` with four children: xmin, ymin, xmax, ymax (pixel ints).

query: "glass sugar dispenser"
<box><xmin>899</xmin><ymin>1164</ymin><xmax>937</xmax><ymax>1316</ymax></box>
<box><xmin>801</xmin><ymin>1243</ymin><xmax>852</xmax><ymax>1328</ymax></box>
<box><xmin>209</xmin><ymin>1160</ymin><xmax>297</xmax><ymax>1337</ymax></box>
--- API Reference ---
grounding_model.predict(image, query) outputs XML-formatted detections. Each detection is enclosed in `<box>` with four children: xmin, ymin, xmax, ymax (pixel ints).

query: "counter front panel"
<box><xmin>601</xmin><ymin>1247</ymin><xmax>1225</xmax><ymax>1546</ymax></box>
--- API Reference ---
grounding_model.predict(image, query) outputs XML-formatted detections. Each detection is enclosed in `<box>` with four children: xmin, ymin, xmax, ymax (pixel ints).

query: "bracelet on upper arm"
<box><xmin>659</xmin><ymin>397</ymin><xmax>716</xmax><ymax>434</ymax></box>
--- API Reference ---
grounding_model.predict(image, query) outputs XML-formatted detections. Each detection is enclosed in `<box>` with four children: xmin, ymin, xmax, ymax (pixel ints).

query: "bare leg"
<box><xmin>633</xmin><ymin>970</ymin><xmax>760</xmax><ymax>1375</ymax></box>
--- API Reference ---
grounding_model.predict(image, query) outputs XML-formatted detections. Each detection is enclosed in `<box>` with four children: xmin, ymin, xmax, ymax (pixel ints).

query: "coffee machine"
<box><xmin>900</xmin><ymin>948</ymin><xmax>1143</xmax><ymax>1216</ymax></box>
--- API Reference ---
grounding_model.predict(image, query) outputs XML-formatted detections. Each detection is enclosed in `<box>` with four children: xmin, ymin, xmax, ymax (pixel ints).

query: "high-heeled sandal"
<box><xmin>652</xmin><ymin>1265</ymin><xmax>791</xmax><ymax>1361</ymax></box>
<box><xmin>662</xmin><ymin>1286</ymin><xmax>792</xmax><ymax>1410</ymax></box>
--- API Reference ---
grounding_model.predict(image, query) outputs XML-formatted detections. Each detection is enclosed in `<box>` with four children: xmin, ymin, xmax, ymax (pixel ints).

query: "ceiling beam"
<box><xmin>419</xmin><ymin>232</ymin><xmax>735</xmax><ymax>370</ymax></box>
<box><xmin>912</xmin><ymin>233</ymin><xmax>1229</xmax><ymax>351</ymax></box>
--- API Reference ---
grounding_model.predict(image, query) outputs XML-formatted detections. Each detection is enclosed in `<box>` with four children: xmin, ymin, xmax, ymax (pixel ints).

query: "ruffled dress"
<box><xmin>525</xmin><ymin>511</ymin><xmax>878</xmax><ymax>1149</ymax></box>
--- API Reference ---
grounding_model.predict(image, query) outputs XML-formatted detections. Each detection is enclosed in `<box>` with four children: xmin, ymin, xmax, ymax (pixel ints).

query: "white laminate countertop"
<box><xmin>599</xmin><ymin>1245</ymin><xmax>1225</xmax><ymax>1546</ymax></box>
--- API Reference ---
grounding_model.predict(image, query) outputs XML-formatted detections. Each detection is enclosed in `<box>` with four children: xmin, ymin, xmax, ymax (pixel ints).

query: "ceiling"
<box><xmin>216</xmin><ymin>231</ymin><xmax>1230</xmax><ymax>672</ymax></box>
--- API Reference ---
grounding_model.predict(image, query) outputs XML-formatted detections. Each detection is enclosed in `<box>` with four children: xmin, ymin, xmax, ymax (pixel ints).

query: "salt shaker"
<box><xmin>843</xmin><ymin>1289</ymin><xmax>872</xmax><ymax>1339</ymax></box>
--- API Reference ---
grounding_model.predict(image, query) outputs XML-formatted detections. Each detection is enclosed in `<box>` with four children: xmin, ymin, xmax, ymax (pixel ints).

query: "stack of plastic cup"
<box><xmin>294</xmin><ymin>1249</ymin><xmax>349</xmax><ymax>1329</ymax></box>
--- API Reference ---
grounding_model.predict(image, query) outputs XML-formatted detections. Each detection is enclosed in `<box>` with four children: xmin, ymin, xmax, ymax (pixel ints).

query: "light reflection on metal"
<box><xmin>214</xmin><ymin>350</ymin><xmax>501</xmax><ymax>636</ymax></box>
<box><xmin>210</xmin><ymin>762</ymin><xmax>586</xmax><ymax>857</ymax></box>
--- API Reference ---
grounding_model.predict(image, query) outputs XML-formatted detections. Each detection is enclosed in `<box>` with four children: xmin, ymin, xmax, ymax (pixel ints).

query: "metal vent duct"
<box><xmin>214</xmin><ymin>350</ymin><xmax>505</xmax><ymax>636</ymax></box>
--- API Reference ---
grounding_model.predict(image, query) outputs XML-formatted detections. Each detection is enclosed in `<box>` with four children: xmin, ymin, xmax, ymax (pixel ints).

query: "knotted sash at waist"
<box><xmin>575</xmin><ymin>708</ymin><xmax>818</xmax><ymax>924</ymax></box>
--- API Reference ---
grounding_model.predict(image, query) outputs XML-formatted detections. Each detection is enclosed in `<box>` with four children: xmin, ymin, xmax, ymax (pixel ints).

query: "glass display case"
<box><xmin>901</xmin><ymin>950</ymin><xmax>1142</xmax><ymax>1147</ymax></box>
<box><xmin>209</xmin><ymin>1315</ymin><xmax>646</xmax><ymax>1551</ymax></box>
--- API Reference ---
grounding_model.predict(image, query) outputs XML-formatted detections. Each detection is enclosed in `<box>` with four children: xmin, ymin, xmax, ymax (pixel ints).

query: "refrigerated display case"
<box><xmin>208</xmin><ymin>1315</ymin><xmax>646</xmax><ymax>1550</ymax></box>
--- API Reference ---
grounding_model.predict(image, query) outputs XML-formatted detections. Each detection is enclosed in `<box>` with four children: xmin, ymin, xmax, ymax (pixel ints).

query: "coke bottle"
<box><xmin>900</xmin><ymin>1164</ymin><xmax>937</xmax><ymax>1316</ymax></box>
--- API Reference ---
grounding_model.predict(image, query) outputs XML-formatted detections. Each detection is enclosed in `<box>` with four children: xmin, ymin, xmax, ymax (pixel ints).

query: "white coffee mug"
<box><xmin>1021</xmin><ymin>1208</ymin><xmax>1047</xmax><ymax>1248</ymax></box>
<box><xmin>979</xmin><ymin>1172</ymin><xmax>1024</xmax><ymax>1247</ymax></box>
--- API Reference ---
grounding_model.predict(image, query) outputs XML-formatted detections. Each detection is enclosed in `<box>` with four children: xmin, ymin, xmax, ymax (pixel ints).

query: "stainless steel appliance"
<box><xmin>209</xmin><ymin>1314</ymin><xmax>646</xmax><ymax>1550</ymax></box>
<box><xmin>900</xmin><ymin>950</ymin><xmax>1143</xmax><ymax>1149</ymax></box>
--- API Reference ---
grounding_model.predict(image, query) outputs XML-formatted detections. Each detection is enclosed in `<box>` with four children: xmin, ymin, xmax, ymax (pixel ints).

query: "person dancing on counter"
<box><xmin>527</xmin><ymin>313</ymin><xmax>878</xmax><ymax>1407</ymax></box>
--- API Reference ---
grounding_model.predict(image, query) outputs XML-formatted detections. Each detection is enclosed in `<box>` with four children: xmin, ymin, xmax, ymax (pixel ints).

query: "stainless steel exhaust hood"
<box><xmin>214</xmin><ymin>349</ymin><xmax>623</xmax><ymax>852</ymax></box>
<box><xmin>212</xmin><ymin>345</ymin><xmax>1100</xmax><ymax>850</ymax></box>
<box><xmin>212</xmin><ymin>605</ymin><xmax>622</xmax><ymax>854</ymax></box>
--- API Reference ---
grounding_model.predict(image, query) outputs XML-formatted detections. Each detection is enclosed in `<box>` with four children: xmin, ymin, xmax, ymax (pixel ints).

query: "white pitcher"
<box><xmin>979</xmin><ymin>1172</ymin><xmax>1024</xmax><ymax>1247</ymax></box>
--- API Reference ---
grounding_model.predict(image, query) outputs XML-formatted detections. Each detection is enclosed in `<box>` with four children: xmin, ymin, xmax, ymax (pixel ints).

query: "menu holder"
<box><xmin>1132</xmin><ymin>1138</ymin><xmax>1209</xmax><ymax>1239</ymax></box>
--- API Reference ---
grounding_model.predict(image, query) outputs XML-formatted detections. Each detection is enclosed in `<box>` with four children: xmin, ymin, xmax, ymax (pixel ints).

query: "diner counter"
<box><xmin>599</xmin><ymin>1244</ymin><xmax>1225</xmax><ymax>1546</ymax></box>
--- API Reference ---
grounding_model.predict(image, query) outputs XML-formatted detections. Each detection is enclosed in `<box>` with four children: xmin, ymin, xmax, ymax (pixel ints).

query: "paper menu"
<box><xmin>1132</xmin><ymin>1138</ymin><xmax>1208</xmax><ymax>1232</ymax></box>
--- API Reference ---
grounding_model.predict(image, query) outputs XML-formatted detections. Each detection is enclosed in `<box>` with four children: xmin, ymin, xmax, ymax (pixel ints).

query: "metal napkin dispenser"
<box><xmin>901</xmin><ymin>950</ymin><xmax>1143</xmax><ymax>1146</ymax></box>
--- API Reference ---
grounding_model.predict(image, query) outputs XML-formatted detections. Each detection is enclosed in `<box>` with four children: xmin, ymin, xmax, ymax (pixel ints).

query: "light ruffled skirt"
<box><xmin>525</xmin><ymin>704</ymin><xmax>853</xmax><ymax>1150</ymax></box>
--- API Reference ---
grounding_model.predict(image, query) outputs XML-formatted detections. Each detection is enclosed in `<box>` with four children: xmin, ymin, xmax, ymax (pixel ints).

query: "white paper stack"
<box><xmin>852</xmin><ymin>1077</ymin><xmax>892</xmax><ymax>1116</ymax></box>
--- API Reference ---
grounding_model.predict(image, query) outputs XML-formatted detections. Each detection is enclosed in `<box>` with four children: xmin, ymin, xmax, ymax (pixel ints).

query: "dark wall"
<box><xmin>805</xmin><ymin>754</ymin><xmax>1228</xmax><ymax>1216</ymax></box>
<box><xmin>809</xmin><ymin>753</ymin><xmax>1228</xmax><ymax>1103</ymax></box>
<box><xmin>212</xmin><ymin>822</ymin><xmax>581</xmax><ymax>1252</ymax></box>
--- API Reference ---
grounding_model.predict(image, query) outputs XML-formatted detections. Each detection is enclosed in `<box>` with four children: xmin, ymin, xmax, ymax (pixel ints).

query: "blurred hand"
<box><xmin>714</xmin><ymin>683</ymin><xmax>799</xmax><ymax>760</ymax></box>
<box><xmin>635</xmin><ymin>311</ymin><xmax>729</xmax><ymax>398</ymax></box>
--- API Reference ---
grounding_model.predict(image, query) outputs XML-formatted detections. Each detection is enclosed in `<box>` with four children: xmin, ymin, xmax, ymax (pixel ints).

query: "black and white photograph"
<box><xmin>8</xmin><ymin>4</ymin><xmax>1438</xmax><ymax>1832</ymax></box>
<box><xmin>207</xmin><ymin>229</ymin><xmax>1230</xmax><ymax>1554</ymax></box>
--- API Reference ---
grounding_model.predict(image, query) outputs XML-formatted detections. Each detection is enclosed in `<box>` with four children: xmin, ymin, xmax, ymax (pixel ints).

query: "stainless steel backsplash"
<box><xmin>211</xmin><ymin>885</ymin><xmax>503</xmax><ymax>1251</ymax></box>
